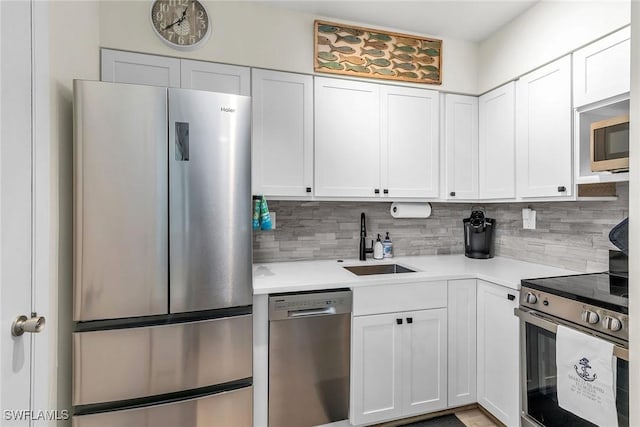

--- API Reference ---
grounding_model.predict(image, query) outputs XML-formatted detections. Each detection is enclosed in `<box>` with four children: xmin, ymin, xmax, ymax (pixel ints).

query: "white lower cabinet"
<box><xmin>447</xmin><ymin>279</ymin><xmax>477</xmax><ymax>407</ymax></box>
<box><xmin>351</xmin><ymin>308</ymin><xmax>447</xmax><ymax>426</ymax></box>
<box><xmin>476</xmin><ymin>280</ymin><xmax>520</xmax><ymax>427</ymax></box>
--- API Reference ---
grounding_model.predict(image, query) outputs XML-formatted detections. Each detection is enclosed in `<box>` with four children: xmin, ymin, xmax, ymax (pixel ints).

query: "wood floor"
<box><xmin>454</xmin><ymin>408</ymin><xmax>499</xmax><ymax>427</ymax></box>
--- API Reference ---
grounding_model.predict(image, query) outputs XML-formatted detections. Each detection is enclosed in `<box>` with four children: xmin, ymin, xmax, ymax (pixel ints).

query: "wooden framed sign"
<box><xmin>314</xmin><ymin>20</ymin><xmax>442</xmax><ymax>85</ymax></box>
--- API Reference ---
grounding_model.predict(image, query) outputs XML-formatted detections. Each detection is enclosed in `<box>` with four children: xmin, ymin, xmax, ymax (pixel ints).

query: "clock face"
<box><xmin>150</xmin><ymin>0</ymin><xmax>211</xmax><ymax>50</ymax></box>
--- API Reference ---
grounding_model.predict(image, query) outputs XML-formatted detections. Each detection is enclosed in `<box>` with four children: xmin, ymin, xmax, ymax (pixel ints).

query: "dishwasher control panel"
<box><xmin>268</xmin><ymin>289</ymin><xmax>352</xmax><ymax>320</ymax></box>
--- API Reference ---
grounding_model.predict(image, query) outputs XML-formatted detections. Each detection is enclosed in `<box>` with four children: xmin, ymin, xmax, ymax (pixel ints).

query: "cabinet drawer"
<box><xmin>73</xmin><ymin>387</ymin><xmax>252</xmax><ymax>427</ymax></box>
<box><xmin>353</xmin><ymin>281</ymin><xmax>446</xmax><ymax>316</ymax></box>
<box><xmin>73</xmin><ymin>315</ymin><xmax>252</xmax><ymax>406</ymax></box>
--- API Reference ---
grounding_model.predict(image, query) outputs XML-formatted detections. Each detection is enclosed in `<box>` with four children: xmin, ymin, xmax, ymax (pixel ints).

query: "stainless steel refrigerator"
<box><xmin>72</xmin><ymin>80</ymin><xmax>253</xmax><ymax>427</ymax></box>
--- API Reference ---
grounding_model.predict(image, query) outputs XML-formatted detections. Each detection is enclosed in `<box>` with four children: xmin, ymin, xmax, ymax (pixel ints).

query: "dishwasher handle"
<box><xmin>288</xmin><ymin>307</ymin><xmax>336</xmax><ymax>318</ymax></box>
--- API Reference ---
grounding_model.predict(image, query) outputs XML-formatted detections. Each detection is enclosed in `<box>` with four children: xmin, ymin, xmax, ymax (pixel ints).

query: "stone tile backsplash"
<box><xmin>253</xmin><ymin>183</ymin><xmax>628</xmax><ymax>272</ymax></box>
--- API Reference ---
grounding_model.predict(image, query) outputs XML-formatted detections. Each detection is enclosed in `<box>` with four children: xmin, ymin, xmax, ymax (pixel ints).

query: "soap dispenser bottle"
<box><xmin>383</xmin><ymin>232</ymin><xmax>393</xmax><ymax>258</ymax></box>
<box><xmin>373</xmin><ymin>234</ymin><xmax>384</xmax><ymax>259</ymax></box>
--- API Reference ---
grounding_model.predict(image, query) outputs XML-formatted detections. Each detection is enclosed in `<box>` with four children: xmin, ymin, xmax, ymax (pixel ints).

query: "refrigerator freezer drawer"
<box><xmin>73</xmin><ymin>386</ymin><xmax>252</xmax><ymax>427</ymax></box>
<box><xmin>169</xmin><ymin>89</ymin><xmax>253</xmax><ymax>313</ymax></box>
<box><xmin>73</xmin><ymin>315</ymin><xmax>252</xmax><ymax>406</ymax></box>
<box><xmin>73</xmin><ymin>80</ymin><xmax>169</xmax><ymax>321</ymax></box>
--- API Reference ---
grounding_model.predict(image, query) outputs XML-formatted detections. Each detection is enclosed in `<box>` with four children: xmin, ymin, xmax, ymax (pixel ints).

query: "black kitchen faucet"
<box><xmin>359</xmin><ymin>212</ymin><xmax>373</xmax><ymax>261</ymax></box>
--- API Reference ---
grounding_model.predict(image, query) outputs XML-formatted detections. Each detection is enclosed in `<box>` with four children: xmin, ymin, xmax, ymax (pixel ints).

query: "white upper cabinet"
<box><xmin>101</xmin><ymin>49</ymin><xmax>180</xmax><ymax>87</ymax></box>
<box><xmin>101</xmin><ymin>49</ymin><xmax>250</xmax><ymax>96</ymax></box>
<box><xmin>573</xmin><ymin>26</ymin><xmax>630</xmax><ymax>108</ymax></box>
<box><xmin>314</xmin><ymin>77</ymin><xmax>381</xmax><ymax>198</ymax></box>
<box><xmin>381</xmin><ymin>86</ymin><xmax>439</xmax><ymax>198</ymax></box>
<box><xmin>180</xmin><ymin>59</ymin><xmax>250</xmax><ymax>95</ymax></box>
<box><xmin>516</xmin><ymin>55</ymin><xmax>572</xmax><ymax>198</ymax></box>
<box><xmin>251</xmin><ymin>69</ymin><xmax>313</xmax><ymax>197</ymax></box>
<box><xmin>315</xmin><ymin>77</ymin><xmax>440</xmax><ymax>199</ymax></box>
<box><xmin>479</xmin><ymin>82</ymin><xmax>516</xmax><ymax>199</ymax></box>
<box><xmin>444</xmin><ymin>94</ymin><xmax>478</xmax><ymax>200</ymax></box>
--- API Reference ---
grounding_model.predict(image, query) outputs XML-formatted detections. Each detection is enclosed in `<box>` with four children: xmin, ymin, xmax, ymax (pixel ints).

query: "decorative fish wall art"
<box><xmin>314</xmin><ymin>20</ymin><xmax>442</xmax><ymax>85</ymax></box>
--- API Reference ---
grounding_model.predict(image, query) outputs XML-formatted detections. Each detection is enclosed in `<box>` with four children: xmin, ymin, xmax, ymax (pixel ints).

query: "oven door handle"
<box><xmin>515</xmin><ymin>307</ymin><xmax>629</xmax><ymax>361</ymax></box>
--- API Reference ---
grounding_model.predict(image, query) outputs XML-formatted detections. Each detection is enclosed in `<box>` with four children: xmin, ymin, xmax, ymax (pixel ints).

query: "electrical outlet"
<box><xmin>270</xmin><ymin>211</ymin><xmax>276</xmax><ymax>229</ymax></box>
<box><xmin>522</xmin><ymin>208</ymin><xmax>536</xmax><ymax>230</ymax></box>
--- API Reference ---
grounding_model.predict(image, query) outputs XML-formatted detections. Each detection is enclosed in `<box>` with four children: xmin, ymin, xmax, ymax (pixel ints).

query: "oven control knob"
<box><xmin>581</xmin><ymin>310</ymin><xmax>600</xmax><ymax>324</ymax></box>
<box><xmin>603</xmin><ymin>316</ymin><xmax>622</xmax><ymax>332</ymax></box>
<box><xmin>525</xmin><ymin>293</ymin><xmax>538</xmax><ymax>304</ymax></box>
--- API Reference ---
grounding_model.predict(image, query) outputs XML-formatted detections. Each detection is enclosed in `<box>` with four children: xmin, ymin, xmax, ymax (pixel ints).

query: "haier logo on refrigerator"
<box><xmin>221</xmin><ymin>107</ymin><xmax>236</xmax><ymax>113</ymax></box>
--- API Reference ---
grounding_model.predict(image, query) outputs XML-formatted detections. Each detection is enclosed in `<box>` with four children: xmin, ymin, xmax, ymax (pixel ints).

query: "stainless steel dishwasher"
<box><xmin>268</xmin><ymin>289</ymin><xmax>352</xmax><ymax>427</ymax></box>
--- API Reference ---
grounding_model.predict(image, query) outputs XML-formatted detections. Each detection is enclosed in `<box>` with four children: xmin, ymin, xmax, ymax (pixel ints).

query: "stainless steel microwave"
<box><xmin>590</xmin><ymin>114</ymin><xmax>629</xmax><ymax>172</ymax></box>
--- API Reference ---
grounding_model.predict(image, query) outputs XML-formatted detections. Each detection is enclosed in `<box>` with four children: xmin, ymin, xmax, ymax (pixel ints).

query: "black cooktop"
<box><xmin>521</xmin><ymin>272</ymin><xmax>629</xmax><ymax>315</ymax></box>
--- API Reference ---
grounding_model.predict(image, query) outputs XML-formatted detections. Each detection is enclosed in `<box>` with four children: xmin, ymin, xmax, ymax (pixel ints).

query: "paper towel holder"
<box><xmin>390</xmin><ymin>202</ymin><xmax>432</xmax><ymax>218</ymax></box>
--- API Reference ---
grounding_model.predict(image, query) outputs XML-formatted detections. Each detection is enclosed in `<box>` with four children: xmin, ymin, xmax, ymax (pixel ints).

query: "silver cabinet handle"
<box><xmin>12</xmin><ymin>314</ymin><xmax>46</xmax><ymax>336</ymax></box>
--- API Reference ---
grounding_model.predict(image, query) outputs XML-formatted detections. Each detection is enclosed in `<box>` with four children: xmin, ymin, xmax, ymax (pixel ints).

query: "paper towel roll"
<box><xmin>390</xmin><ymin>202</ymin><xmax>432</xmax><ymax>218</ymax></box>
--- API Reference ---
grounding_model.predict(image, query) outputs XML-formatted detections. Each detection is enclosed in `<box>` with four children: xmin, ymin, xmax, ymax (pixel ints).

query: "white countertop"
<box><xmin>253</xmin><ymin>254</ymin><xmax>581</xmax><ymax>294</ymax></box>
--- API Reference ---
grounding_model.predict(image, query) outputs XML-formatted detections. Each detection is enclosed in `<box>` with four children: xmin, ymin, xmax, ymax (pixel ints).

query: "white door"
<box><xmin>380</xmin><ymin>86</ymin><xmax>439</xmax><ymax>198</ymax></box>
<box><xmin>101</xmin><ymin>49</ymin><xmax>181</xmax><ymax>87</ymax></box>
<box><xmin>444</xmin><ymin>94</ymin><xmax>478</xmax><ymax>200</ymax></box>
<box><xmin>479</xmin><ymin>82</ymin><xmax>516</xmax><ymax>199</ymax></box>
<box><xmin>180</xmin><ymin>59</ymin><xmax>250</xmax><ymax>94</ymax></box>
<box><xmin>1</xmin><ymin>1</ymin><xmax>51</xmax><ymax>425</ymax></box>
<box><xmin>401</xmin><ymin>308</ymin><xmax>447</xmax><ymax>417</ymax></box>
<box><xmin>251</xmin><ymin>69</ymin><xmax>313</xmax><ymax>197</ymax></box>
<box><xmin>516</xmin><ymin>55</ymin><xmax>572</xmax><ymax>198</ymax></box>
<box><xmin>447</xmin><ymin>279</ymin><xmax>477</xmax><ymax>407</ymax></box>
<box><xmin>477</xmin><ymin>281</ymin><xmax>520</xmax><ymax>427</ymax></box>
<box><xmin>314</xmin><ymin>77</ymin><xmax>380</xmax><ymax>197</ymax></box>
<box><xmin>351</xmin><ymin>313</ymin><xmax>403</xmax><ymax>426</ymax></box>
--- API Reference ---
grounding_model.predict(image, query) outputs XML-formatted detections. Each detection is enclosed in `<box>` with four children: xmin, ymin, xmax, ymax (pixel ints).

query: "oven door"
<box><xmin>515</xmin><ymin>307</ymin><xmax>629</xmax><ymax>427</ymax></box>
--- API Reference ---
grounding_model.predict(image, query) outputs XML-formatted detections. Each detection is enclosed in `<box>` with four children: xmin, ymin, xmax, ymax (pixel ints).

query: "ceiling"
<box><xmin>257</xmin><ymin>0</ymin><xmax>540</xmax><ymax>42</ymax></box>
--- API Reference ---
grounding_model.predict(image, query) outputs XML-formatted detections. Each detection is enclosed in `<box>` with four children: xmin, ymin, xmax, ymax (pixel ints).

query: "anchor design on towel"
<box><xmin>575</xmin><ymin>357</ymin><xmax>597</xmax><ymax>382</ymax></box>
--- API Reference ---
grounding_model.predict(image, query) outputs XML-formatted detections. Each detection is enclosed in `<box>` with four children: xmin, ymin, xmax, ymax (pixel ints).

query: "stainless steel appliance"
<box><xmin>515</xmin><ymin>273</ymin><xmax>629</xmax><ymax>427</ymax></box>
<box><xmin>72</xmin><ymin>80</ymin><xmax>253</xmax><ymax>426</ymax></box>
<box><xmin>463</xmin><ymin>210</ymin><xmax>495</xmax><ymax>259</ymax></box>
<box><xmin>590</xmin><ymin>114</ymin><xmax>629</xmax><ymax>172</ymax></box>
<box><xmin>268</xmin><ymin>290</ymin><xmax>352</xmax><ymax>427</ymax></box>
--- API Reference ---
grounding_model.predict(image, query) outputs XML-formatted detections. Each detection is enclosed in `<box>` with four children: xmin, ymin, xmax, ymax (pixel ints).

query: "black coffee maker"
<box><xmin>463</xmin><ymin>210</ymin><xmax>495</xmax><ymax>259</ymax></box>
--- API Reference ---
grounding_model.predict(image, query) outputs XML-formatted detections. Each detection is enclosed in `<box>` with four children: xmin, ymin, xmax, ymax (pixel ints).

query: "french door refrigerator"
<box><xmin>72</xmin><ymin>80</ymin><xmax>253</xmax><ymax>427</ymax></box>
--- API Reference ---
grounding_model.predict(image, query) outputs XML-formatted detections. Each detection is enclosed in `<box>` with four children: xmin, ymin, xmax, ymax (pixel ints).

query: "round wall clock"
<box><xmin>150</xmin><ymin>0</ymin><xmax>212</xmax><ymax>50</ymax></box>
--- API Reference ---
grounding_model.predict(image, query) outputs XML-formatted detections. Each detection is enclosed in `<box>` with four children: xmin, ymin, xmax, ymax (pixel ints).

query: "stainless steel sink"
<box><xmin>343</xmin><ymin>264</ymin><xmax>416</xmax><ymax>276</ymax></box>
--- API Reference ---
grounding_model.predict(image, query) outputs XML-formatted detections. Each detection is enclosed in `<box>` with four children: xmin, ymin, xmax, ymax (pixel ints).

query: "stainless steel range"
<box><xmin>515</xmin><ymin>272</ymin><xmax>629</xmax><ymax>427</ymax></box>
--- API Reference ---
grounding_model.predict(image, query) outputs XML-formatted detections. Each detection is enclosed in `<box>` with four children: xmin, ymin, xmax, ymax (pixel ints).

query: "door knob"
<box><xmin>11</xmin><ymin>313</ymin><xmax>46</xmax><ymax>337</ymax></box>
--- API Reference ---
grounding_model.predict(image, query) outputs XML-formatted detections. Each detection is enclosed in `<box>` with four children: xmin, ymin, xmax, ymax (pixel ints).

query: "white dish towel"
<box><xmin>556</xmin><ymin>324</ymin><xmax>618</xmax><ymax>427</ymax></box>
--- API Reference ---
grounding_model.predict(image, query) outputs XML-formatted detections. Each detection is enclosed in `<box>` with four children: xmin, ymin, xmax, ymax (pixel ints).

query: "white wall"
<box><xmin>628</xmin><ymin>2</ymin><xmax>639</xmax><ymax>426</ymax></box>
<box><xmin>99</xmin><ymin>0</ymin><xmax>478</xmax><ymax>94</ymax></box>
<box><xmin>478</xmin><ymin>1</ymin><xmax>630</xmax><ymax>93</ymax></box>
<box><xmin>49</xmin><ymin>1</ymin><xmax>100</xmax><ymax>424</ymax></box>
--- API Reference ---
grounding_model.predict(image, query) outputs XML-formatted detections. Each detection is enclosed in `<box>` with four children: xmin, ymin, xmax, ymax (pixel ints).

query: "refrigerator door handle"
<box><xmin>175</xmin><ymin>121</ymin><xmax>189</xmax><ymax>161</ymax></box>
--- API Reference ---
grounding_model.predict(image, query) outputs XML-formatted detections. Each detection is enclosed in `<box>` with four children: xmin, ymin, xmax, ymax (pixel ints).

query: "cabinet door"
<box><xmin>479</xmin><ymin>82</ymin><xmax>516</xmax><ymax>199</ymax></box>
<box><xmin>315</xmin><ymin>77</ymin><xmax>380</xmax><ymax>197</ymax></box>
<box><xmin>101</xmin><ymin>49</ymin><xmax>180</xmax><ymax>87</ymax></box>
<box><xmin>381</xmin><ymin>86</ymin><xmax>439</xmax><ymax>198</ymax></box>
<box><xmin>516</xmin><ymin>56</ymin><xmax>572</xmax><ymax>198</ymax></box>
<box><xmin>180</xmin><ymin>59</ymin><xmax>250</xmax><ymax>95</ymax></box>
<box><xmin>444</xmin><ymin>94</ymin><xmax>478</xmax><ymax>200</ymax></box>
<box><xmin>573</xmin><ymin>26</ymin><xmax>630</xmax><ymax>108</ymax></box>
<box><xmin>251</xmin><ymin>69</ymin><xmax>313</xmax><ymax>197</ymax></box>
<box><xmin>351</xmin><ymin>313</ymin><xmax>403</xmax><ymax>426</ymax></box>
<box><xmin>401</xmin><ymin>308</ymin><xmax>447</xmax><ymax>417</ymax></box>
<box><xmin>477</xmin><ymin>280</ymin><xmax>520</xmax><ymax>427</ymax></box>
<box><xmin>447</xmin><ymin>279</ymin><xmax>476</xmax><ymax>407</ymax></box>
